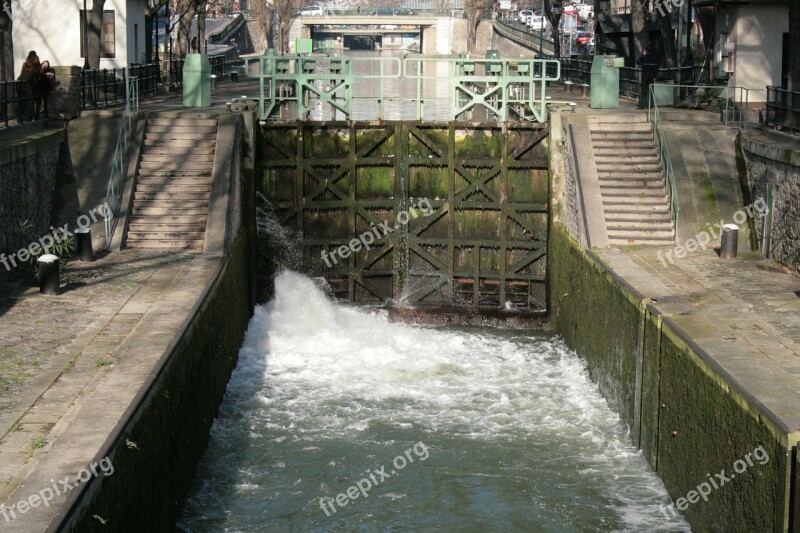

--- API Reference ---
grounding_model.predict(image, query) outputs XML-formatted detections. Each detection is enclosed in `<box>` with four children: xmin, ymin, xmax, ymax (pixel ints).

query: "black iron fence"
<box><xmin>81</xmin><ymin>62</ymin><xmax>160</xmax><ymax>109</ymax></box>
<box><xmin>553</xmin><ymin>58</ymin><xmax>698</xmax><ymax>100</ymax></box>
<box><xmin>765</xmin><ymin>86</ymin><xmax>800</xmax><ymax>135</ymax></box>
<box><xmin>0</xmin><ymin>80</ymin><xmax>47</xmax><ymax>128</ymax></box>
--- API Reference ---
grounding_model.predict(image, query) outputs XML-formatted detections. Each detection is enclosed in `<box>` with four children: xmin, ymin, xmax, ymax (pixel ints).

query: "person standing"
<box><xmin>16</xmin><ymin>50</ymin><xmax>40</xmax><ymax>122</ymax></box>
<box><xmin>637</xmin><ymin>46</ymin><xmax>659</xmax><ymax>109</ymax></box>
<box><xmin>35</xmin><ymin>60</ymin><xmax>56</xmax><ymax>117</ymax></box>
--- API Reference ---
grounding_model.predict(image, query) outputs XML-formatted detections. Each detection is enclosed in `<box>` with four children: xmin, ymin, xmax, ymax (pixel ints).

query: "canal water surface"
<box><xmin>178</xmin><ymin>271</ymin><xmax>690</xmax><ymax>531</ymax></box>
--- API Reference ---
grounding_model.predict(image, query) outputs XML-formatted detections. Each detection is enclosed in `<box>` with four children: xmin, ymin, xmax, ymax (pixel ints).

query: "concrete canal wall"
<box><xmin>549</xmin><ymin>111</ymin><xmax>798</xmax><ymax>532</ymax></box>
<box><xmin>54</xmin><ymin>115</ymin><xmax>256</xmax><ymax>531</ymax></box>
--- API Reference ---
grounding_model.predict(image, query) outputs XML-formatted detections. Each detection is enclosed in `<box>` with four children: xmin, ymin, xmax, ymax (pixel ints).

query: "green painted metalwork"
<box><xmin>258</xmin><ymin>122</ymin><xmax>549</xmax><ymax>311</ymax></box>
<box><xmin>244</xmin><ymin>52</ymin><xmax>561</xmax><ymax>123</ymax></box>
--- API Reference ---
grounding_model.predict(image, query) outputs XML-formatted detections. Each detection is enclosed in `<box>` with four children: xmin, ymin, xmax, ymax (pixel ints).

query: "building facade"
<box><xmin>12</xmin><ymin>0</ymin><xmax>149</xmax><ymax>73</ymax></box>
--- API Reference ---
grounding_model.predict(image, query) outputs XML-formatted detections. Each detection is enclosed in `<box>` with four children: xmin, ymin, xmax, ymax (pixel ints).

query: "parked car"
<box><xmin>297</xmin><ymin>5</ymin><xmax>325</xmax><ymax>16</ymax></box>
<box><xmin>518</xmin><ymin>9</ymin><xmax>534</xmax><ymax>22</ymax></box>
<box><xmin>527</xmin><ymin>14</ymin><xmax>546</xmax><ymax>30</ymax></box>
<box><xmin>394</xmin><ymin>8</ymin><xmax>414</xmax><ymax>15</ymax></box>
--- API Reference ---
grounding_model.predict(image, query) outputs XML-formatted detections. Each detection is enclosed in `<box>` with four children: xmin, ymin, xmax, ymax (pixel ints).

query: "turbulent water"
<box><xmin>178</xmin><ymin>271</ymin><xmax>690</xmax><ymax>532</ymax></box>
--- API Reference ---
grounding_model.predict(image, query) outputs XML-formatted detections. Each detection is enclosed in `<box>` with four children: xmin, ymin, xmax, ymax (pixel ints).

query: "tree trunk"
<box><xmin>176</xmin><ymin>0</ymin><xmax>197</xmax><ymax>57</ymax></box>
<box><xmin>196</xmin><ymin>1</ymin><xmax>206</xmax><ymax>53</ymax></box>
<box><xmin>87</xmin><ymin>0</ymin><xmax>106</xmax><ymax>69</ymax></box>
<box><xmin>0</xmin><ymin>4</ymin><xmax>13</xmax><ymax>81</ymax></box>
<box><xmin>251</xmin><ymin>0</ymin><xmax>269</xmax><ymax>51</ymax></box>
<box><xmin>631</xmin><ymin>0</ymin><xmax>648</xmax><ymax>59</ymax></box>
<box><xmin>658</xmin><ymin>6</ymin><xmax>677</xmax><ymax>70</ymax></box>
<box><xmin>543</xmin><ymin>0</ymin><xmax>561</xmax><ymax>57</ymax></box>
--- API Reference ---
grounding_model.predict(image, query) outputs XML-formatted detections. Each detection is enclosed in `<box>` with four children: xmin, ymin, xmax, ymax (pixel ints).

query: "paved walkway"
<box><xmin>0</xmin><ymin>251</ymin><xmax>194</xmax><ymax>500</ymax></box>
<box><xmin>596</xmin><ymin>245</ymin><xmax>800</xmax><ymax>431</ymax></box>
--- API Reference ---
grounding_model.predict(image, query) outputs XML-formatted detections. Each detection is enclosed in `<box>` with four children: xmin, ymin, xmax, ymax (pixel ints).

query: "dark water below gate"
<box><xmin>177</xmin><ymin>271</ymin><xmax>689</xmax><ymax>532</ymax></box>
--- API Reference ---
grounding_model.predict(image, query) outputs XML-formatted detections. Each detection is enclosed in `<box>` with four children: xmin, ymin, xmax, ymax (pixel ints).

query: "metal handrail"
<box><xmin>647</xmin><ymin>89</ymin><xmax>680</xmax><ymax>240</ymax></box>
<box><xmin>104</xmin><ymin>76</ymin><xmax>139</xmax><ymax>242</ymax></box>
<box><xmin>765</xmin><ymin>85</ymin><xmax>800</xmax><ymax>135</ymax></box>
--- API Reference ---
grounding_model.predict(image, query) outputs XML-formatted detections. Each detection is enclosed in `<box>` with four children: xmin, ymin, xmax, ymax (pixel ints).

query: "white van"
<box><xmin>527</xmin><ymin>14</ymin><xmax>546</xmax><ymax>30</ymax></box>
<box><xmin>297</xmin><ymin>5</ymin><xmax>325</xmax><ymax>16</ymax></box>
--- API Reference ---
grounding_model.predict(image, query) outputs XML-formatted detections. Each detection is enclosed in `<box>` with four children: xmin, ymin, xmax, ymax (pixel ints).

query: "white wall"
<box><xmin>11</xmin><ymin>0</ymin><xmax>147</xmax><ymax>76</ymax></box>
<box><xmin>719</xmin><ymin>3</ymin><xmax>788</xmax><ymax>104</ymax></box>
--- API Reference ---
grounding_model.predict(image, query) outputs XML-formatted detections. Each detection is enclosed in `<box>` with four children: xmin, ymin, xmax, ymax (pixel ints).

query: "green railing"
<box><xmin>646</xmin><ymin>83</ymin><xmax>750</xmax><ymax>240</ymax></box>
<box><xmin>104</xmin><ymin>76</ymin><xmax>139</xmax><ymax>242</ymax></box>
<box><xmin>647</xmin><ymin>87</ymin><xmax>680</xmax><ymax>239</ymax></box>
<box><xmin>244</xmin><ymin>52</ymin><xmax>561</xmax><ymax>122</ymax></box>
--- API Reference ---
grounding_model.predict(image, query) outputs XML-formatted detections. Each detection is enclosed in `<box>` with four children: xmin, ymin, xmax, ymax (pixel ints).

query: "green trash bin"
<box><xmin>183</xmin><ymin>54</ymin><xmax>211</xmax><ymax>108</ymax></box>
<box><xmin>590</xmin><ymin>55</ymin><xmax>621</xmax><ymax>109</ymax></box>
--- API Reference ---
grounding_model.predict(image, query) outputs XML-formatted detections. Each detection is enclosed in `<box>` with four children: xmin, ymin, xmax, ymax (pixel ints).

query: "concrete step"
<box><xmin>134</xmin><ymin>191</ymin><xmax>210</xmax><ymax>201</ymax></box>
<box><xmin>142</xmin><ymin>146</ymin><xmax>216</xmax><ymax>156</ymax></box>
<box><xmin>595</xmin><ymin>163</ymin><xmax>662</xmax><ymax>173</ymax></box>
<box><xmin>130</xmin><ymin>215</ymin><xmax>208</xmax><ymax>224</ymax></box>
<box><xmin>590</xmin><ymin>131</ymin><xmax>653</xmax><ymax>140</ymax></box>
<box><xmin>590</xmin><ymin>120</ymin><xmax>651</xmax><ymax>127</ymax></box>
<box><xmin>139</xmin><ymin>153</ymin><xmax>216</xmax><ymax>163</ymax></box>
<box><xmin>136</xmin><ymin>176</ymin><xmax>213</xmax><ymax>186</ymax></box>
<box><xmin>138</xmin><ymin>170</ymin><xmax>212</xmax><ymax>178</ymax></box>
<box><xmin>602</xmin><ymin>194</ymin><xmax>668</xmax><ymax>205</ymax></box>
<box><xmin>128</xmin><ymin>223</ymin><xmax>207</xmax><ymax>233</ymax></box>
<box><xmin>132</xmin><ymin>207</ymin><xmax>209</xmax><ymax>216</ymax></box>
<box><xmin>143</xmin><ymin>139</ymin><xmax>215</xmax><ymax>148</ymax></box>
<box><xmin>133</xmin><ymin>198</ymin><xmax>209</xmax><ymax>208</ymax></box>
<box><xmin>595</xmin><ymin>155</ymin><xmax>661</xmax><ymax>164</ymax></box>
<box><xmin>598</xmin><ymin>179</ymin><xmax>665</xmax><ymax>189</ymax></box>
<box><xmin>598</xmin><ymin>173</ymin><xmax>665</xmax><ymax>187</ymax></box>
<box><xmin>126</xmin><ymin>239</ymin><xmax>204</xmax><ymax>250</ymax></box>
<box><xmin>607</xmin><ymin>228</ymin><xmax>675</xmax><ymax>240</ymax></box>
<box><xmin>592</xmin><ymin>139</ymin><xmax>655</xmax><ymax>151</ymax></box>
<box><xmin>147</xmin><ymin>118</ymin><xmax>218</xmax><ymax>127</ymax></box>
<box><xmin>128</xmin><ymin>230</ymin><xmax>205</xmax><ymax>239</ymax></box>
<box><xmin>605</xmin><ymin>203</ymin><xmax>671</xmax><ymax>214</ymax></box>
<box><xmin>145</xmin><ymin>125</ymin><xmax>218</xmax><ymax>134</ymax></box>
<box><xmin>593</xmin><ymin>146</ymin><xmax>657</xmax><ymax>154</ymax></box>
<box><xmin>608</xmin><ymin>237</ymin><xmax>676</xmax><ymax>246</ymax></box>
<box><xmin>606</xmin><ymin>220</ymin><xmax>674</xmax><ymax>231</ymax></box>
<box><xmin>144</xmin><ymin>131</ymin><xmax>217</xmax><ymax>142</ymax></box>
<box><xmin>606</xmin><ymin>212</ymin><xmax>672</xmax><ymax>222</ymax></box>
<box><xmin>138</xmin><ymin>161</ymin><xmax>214</xmax><ymax>171</ymax></box>
<box><xmin>135</xmin><ymin>183</ymin><xmax>211</xmax><ymax>193</ymax></box>
<box><xmin>595</xmin><ymin>168</ymin><xmax>664</xmax><ymax>180</ymax></box>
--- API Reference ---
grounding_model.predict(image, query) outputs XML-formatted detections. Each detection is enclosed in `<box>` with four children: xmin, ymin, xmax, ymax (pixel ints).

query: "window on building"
<box><xmin>80</xmin><ymin>10</ymin><xmax>115</xmax><ymax>59</ymax></box>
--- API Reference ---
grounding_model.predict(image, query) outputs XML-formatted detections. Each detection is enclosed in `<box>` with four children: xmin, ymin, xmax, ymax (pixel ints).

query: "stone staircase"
<box><xmin>589</xmin><ymin>114</ymin><xmax>675</xmax><ymax>245</ymax></box>
<box><xmin>126</xmin><ymin>117</ymin><xmax>217</xmax><ymax>250</ymax></box>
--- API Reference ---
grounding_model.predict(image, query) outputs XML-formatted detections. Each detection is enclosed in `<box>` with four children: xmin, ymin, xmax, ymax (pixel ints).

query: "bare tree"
<box><xmin>542</xmin><ymin>0</ymin><xmax>562</xmax><ymax>57</ymax></box>
<box><xmin>464</xmin><ymin>0</ymin><xmax>490</xmax><ymax>53</ymax></box>
<box><xmin>274</xmin><ymin>0</ymin><xmax>301</xmax><ymax>53</ymax></box>
<box><xmin>0</xmin><ymin>0</ymin><xmax>12</xmax><ymax>80</ymax></box>
<box><xmin>631</xmin><ymin>0</ymin><xmax>648</xmax><ymax>59</ymax></box>
<box><xmin>251</xmin><ymin>0</ymin><xmax>274</xmax><ymax>51</ymax></box>
<box><xmin>656</xmin><ymin>5</ymin><xmax>676</xmax><ymax>70</ymax></box>
<box><xmin>174</xmin><ymin>0</ymin><xmax>197</xmax><ymax>57</ymax></box>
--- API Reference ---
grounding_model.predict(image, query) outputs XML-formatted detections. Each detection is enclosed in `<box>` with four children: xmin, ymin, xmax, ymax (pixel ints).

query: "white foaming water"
<box><xmin>179</xmin><ymin>271</ymin><xmax>691</xmax><ymax>532</ymax></box>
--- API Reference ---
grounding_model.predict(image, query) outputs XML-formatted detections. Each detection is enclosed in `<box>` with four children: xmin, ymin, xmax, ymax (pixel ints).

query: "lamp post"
<box><xmin>83</xmin><ymin>0</ymin><xmax>90</xmax><ymax>69</ymax></box>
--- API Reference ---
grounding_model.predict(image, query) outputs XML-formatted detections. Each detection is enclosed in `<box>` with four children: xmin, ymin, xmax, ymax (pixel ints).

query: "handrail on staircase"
<box><xmin>647</xmin><ymin>87</ymin><xmax>680</xmax><ymax>240</ymax></box>
<box><xmin>646</xmin><ymin>83</ymin><xmax>751</xmax><ymax>241</ymax></box>
<box><xmin>104</xmin><ymin>76</ymin><xmax>139</xmax><ymax>243</ymax></box>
